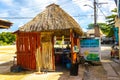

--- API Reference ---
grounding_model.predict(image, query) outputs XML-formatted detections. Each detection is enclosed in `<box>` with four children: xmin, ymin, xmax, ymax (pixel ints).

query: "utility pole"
<box><xmin>94</xmin><ymin>0</ymin><xmax>100</xmax><ymax>37</ymax></box>
<box><xmin>94</xmin><ymin>0</ymin><xmax>97</xmax><ymax>25</ymax></box>
<box><xmin>84</xmin><ymin>0</ymin><xmax>107</xmax><ymax>37</ymax></box>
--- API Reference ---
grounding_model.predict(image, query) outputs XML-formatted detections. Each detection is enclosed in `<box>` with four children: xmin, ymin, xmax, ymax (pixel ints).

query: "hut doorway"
<box><xmin>54</xmin><ymin>36</ymin><xmax>71</xmax><ymax>70</ymax></box>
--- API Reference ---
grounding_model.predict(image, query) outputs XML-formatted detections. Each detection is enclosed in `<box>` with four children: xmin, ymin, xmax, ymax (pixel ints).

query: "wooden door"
<box><xmin>41</xmin><ymin>42</ymin><xmax>53</xmax><ymax>70</ymax></box>
<box><xmin>40</xmin><ymin>32</ymin><xmax>54</xmax><ymax>71</ymax></box>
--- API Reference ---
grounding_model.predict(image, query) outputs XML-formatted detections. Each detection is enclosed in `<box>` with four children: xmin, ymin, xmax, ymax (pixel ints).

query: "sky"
<box><xmin>0</xmin><ymin>0</ymin><xmax>116</xmax><ymax>32</ymax></box>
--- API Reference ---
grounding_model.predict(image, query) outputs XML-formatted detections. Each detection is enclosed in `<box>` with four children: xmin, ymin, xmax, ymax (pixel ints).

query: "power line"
<box><xmin>97</xmin><ymin>6</ymin><xmax>106</xmax><ymax>17</ymax></box>
<box><xmin>0</xmin><ymin>15</ymin><xmax>105</xmax><ymax>19</ymax></box>
<box><xmin>0</xmin><ymin>17</ymin><xmax>33</xmax><ymax>19</ymax></box>
<box><xmin>0</xmin><ymin>0</ymin><xmax>91</xmax><ymax>15</ymax></box>
<box><xmin>0</xmin><ymin>0</ymin><xmax>109</xmax><ymax>21</ymax></box>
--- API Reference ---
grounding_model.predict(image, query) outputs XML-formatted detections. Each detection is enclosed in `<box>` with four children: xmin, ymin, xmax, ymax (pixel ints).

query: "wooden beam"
<box><xmin>70</xmin><ymin>29</ymin><xmax>74</xmax><ymax>63</ymax></box>
<box><xmin>52</xmin><ymin>36</ymin><xmax>55</xmax><ymax>70</ymax></box>
<box><xmin>0</xmin><ymin>25</ymin><xmax>10</xmax><ymax>29</ymax></box>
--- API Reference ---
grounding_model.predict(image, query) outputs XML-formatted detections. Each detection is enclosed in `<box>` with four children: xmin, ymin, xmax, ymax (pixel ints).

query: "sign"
<box><xmin>80</xmin><ymin>38</ymin><xmax>100</xmax><ymax>61</ymax></box>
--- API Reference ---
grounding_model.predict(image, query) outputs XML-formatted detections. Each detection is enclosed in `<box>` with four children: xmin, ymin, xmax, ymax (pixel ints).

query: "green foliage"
<box><xmin>87</xmin><ymin>23</ymin><xmax>94</xmax><ymax>29</ymax></box>
<box><xmin>87</xmin><ymin>8</ymin><xmax>117</xmax><ymax>37</ymax></box>
<box><xmin>105</xmin><ymin>8</ymin><xmax>117</xmax><ymax>37</ymax></box>
<box><xmin>0</xmin><ymin>32</ymin><xmax>16</xmax><ymax>46</ymax></box>
<box><xmin>106</xmin><ymin>8</ymin><xmax>117</xmax><ymax>25</ymax></box>
<box><xmin>106</xmin><ymin>14</ymin><xmax>116</xmax><ymax>25</ymax></box>
<box><xmin>111</xmin><ymin>8</ymin><xmax>117</xmax><ymax>13</ymax></box>
<box><xmin>107</xmin><ymin>27</ymin><xmax>114</xmax><ymax>37</ymax></box>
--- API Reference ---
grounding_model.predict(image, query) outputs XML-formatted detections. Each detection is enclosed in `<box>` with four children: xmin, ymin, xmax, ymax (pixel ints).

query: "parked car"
<box><xmin>101</xmin><ymin>37</ymin><xmax>114</xmax><ymax>44</ymax></box>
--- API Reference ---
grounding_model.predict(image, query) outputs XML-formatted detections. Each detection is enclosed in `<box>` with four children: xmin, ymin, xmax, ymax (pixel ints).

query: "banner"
<box><xmin>80</xmin><ymin>38</ymin><xmax>100</xmax><ymax>61</ymax></box>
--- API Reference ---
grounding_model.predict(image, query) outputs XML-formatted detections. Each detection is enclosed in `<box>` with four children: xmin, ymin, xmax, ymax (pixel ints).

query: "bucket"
<box><xmin>66</xmin><ymin>63</ymin><xmax>71</xmax><ymax>69</ymax></box>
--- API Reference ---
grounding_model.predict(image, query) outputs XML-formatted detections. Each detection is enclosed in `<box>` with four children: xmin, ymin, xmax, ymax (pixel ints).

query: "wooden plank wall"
<box><xmin>16</xmin><ymin>32</ymin><xmax>40</xmax><ymax>70</ymax></box>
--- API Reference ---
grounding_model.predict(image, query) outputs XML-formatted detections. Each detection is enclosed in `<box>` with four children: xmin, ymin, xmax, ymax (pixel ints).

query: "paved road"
<box><xmin>101</xmin><ymin>44</ymin><xmax>120</xmax><ymax>80</ymax></box>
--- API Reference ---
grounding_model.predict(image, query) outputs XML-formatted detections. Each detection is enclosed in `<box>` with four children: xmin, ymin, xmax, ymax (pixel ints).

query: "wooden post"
<box><xmin>77</xmin><ymin>38</ymin><xmax>80</xmax><ymax>50</ymax></box>
<box><xmin>119</xmin><ymin>26</ymin><xmax>120</xmax><ymax>60</ymax></box>
<box><xmin>70</xmin><ymin>29</ymin><xmax>74</xmax><ymax>63</ymax></box>
<box><xmin>16</xmin><ymin>33</ymin><xmax>19</xmax><ymax>65</ymax></box>
<box><xmin>52</xmin><ymin>35</ymin><xmax>55</xmax><ymax>70</ymax></box>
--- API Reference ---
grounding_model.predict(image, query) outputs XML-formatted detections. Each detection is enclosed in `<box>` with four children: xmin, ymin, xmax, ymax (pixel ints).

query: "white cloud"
<box><xmin>15</xmin><ymin>0</ymin><xmax>59</xmax><ymax>29</ymax></box>
<box><xmin>0</xmin><ymin>0</ymin><xmax>116</xmax><ymax>32</ymax></box>
<box><xmin>24</xmin><ymin>0</ymin><xmax>58</xmax><ymax>10</ymax></box>
<box><xmin>72</xmin><ymin>0</ymin><xmax>93</xmax><ymax>12</ymax></box>
<box><xmin>19</xmin><ymin>7</ymin><xmax>36</xmax><ymax>17</ymax></box>
<box><xmin>98</xmin><ymin>0</ymin><xmax>116</xmax><ymax>14</ymax></box>
<box><xmin>97</xmin><ymin>0</ymin><xmax>116</xmax><ymax>23</ymax></box>
<box><xmin>0</xmin><ymin>0</ymin><xmax>14</xmax><ymax>6</ymax></box>
<box><xmin>18</xmin><ymin>0</ymin><xmax>58</xmax><ymax>17</ymax></box>
<box><xmin>97</xmin><ymin>16</ymin><xmax>106</xmax><ymax>23</ymax></box>
<box><xmin>17</xmin><ymin>22</ymin><xmax>25</xmax><ymax>28</ymax></box>
<box><xmin>0</xmin><ymin>12</ymin><xmax>9</xmax><ymax>17</ymax></box>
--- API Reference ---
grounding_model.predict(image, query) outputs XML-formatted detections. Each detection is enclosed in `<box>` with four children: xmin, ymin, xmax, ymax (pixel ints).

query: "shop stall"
<box><xmin>14</xmin><ymin>4</ymin><xmax>83</xmax><ymax>72</ymax></box>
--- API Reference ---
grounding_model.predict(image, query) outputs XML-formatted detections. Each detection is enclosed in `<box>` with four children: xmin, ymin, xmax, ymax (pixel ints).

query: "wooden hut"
<box><xmin>0</xmin><ymin>19</ymin><xmax>13</xmax><ymax>29</ymax></box>
<box><xmin>15</xmin><ymin>3</ymin><xmax>83</xmax><ymax>71</ymax></box>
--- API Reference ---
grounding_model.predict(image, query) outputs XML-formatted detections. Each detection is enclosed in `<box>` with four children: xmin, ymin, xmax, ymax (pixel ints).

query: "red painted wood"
<box><xmin>16</xmin><ymin>32</ymin><xmax>38</xmax><ymax>70</ymax></box>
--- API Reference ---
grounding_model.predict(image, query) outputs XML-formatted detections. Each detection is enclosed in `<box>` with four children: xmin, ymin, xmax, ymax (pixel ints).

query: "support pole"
<box><xmin>118</xmin><ymin>0</ymin><xmax>120</xmax><ymax>60</ymax></box>
<box><xmin>94</xmin><ymin>0</ymin><xmax>100</xmax><ymax>37</ymax></box>
<box><xmin>119</xmin><ymin>26</ymin><xmax>120</xmax><ymax>59</ymax></box>
<box><xmin>70</xmin><ymin>29</ymin><xmax>74</xmax><ymax>63</ymax></box>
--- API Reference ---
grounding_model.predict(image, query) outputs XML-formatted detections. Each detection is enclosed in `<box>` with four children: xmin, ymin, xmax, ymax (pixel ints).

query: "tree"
<box><xmin>106</xmin><ymin>8</ymin><xmax>117</xmax><ymax>25</ymax></box>
<box><xmin>0</xmin><ymin>32</ymin><xmax>16</xmax><ymax>45</ymax></box>
<box><xmin>87</xmin><ymin>8</ymin><xmax>117</xmax><ymax>37</ymax></box>
<box><xmin>105</xmin><ymin>8</ymin><xmax>117</xmax><ymax>37</ymax></box>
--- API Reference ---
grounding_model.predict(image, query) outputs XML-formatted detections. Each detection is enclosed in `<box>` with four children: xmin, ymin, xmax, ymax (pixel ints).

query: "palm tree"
<box><xmin>105</xmin><ymin>8</ymin><xmax>117</xmax><ymax>37</ymax></box>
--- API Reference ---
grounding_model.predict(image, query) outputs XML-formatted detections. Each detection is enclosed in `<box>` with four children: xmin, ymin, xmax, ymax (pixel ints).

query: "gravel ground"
<box><xmin>0</xmin><ymin>45</ymin><xmax>109</xmax><ymax>80</ymax></box>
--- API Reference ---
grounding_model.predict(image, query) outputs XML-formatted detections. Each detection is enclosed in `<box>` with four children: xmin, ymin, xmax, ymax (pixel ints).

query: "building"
<box><xmin>14</xmin><ymin>4</ymin><xmax>83</xmax><ymax>71</ymax></box>
<box><xmin>0</xmin><ymin>19</ymin><xmax>12</xmax><ymax>29</ymax></box>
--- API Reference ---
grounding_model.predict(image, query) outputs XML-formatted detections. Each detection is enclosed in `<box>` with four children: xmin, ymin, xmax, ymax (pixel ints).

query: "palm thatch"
<box><xmin>0</xmin><ymin>19</ymin><xmax>13</xmax><ymax>29</ymax></box>
<box><xmin>19</xmin><ymin>3</ymin><xmax>83</xmax><ymax>35</ymax></box>
<box><xmin>86</xmin><ymin>29</ymin><xmax>104</xmax><ymax>37</ymax></box>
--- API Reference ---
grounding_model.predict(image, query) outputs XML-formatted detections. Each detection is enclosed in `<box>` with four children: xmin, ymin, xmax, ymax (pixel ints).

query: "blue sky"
<box><xmin>0</xmin><ymin>0</ymin><xmax>116</xmax><ymax>32</ymax></box>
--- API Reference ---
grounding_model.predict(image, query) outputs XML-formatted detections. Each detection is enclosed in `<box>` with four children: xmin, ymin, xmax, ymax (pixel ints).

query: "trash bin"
<box><xmin>70</xmin><ymin>63</ymin><xmax>78</xmax><ymax>76</ymax></box>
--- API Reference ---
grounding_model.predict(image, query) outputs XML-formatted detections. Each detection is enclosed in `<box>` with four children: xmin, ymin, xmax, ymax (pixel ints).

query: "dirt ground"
<box><xmin>0</xmin><ymin>45</ymin><xmax>107</xmax><ymax>80</ymax></box>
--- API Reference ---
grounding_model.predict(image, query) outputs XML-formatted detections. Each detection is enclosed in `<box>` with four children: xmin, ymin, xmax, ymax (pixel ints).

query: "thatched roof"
<box><xmin>86</xmin><ymin>29</ymin><xmax>104</xmax><ymax>37</ymax></box>
<box><xmin>0</xmin><ymin>19</ymin><xmax>13</xmax><ymax>29</ymax></box>
<box><xmin>19</xmin><ymin>3</ymin><xmax>83</xmax><ymax>35</ymax></box>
